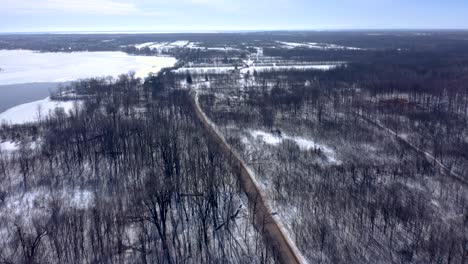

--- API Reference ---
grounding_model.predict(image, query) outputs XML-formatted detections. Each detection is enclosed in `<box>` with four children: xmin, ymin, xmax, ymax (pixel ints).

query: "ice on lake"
<box><xmin>0</xmin><ymin>49</ymin><xmax>177</xmax><ymax>85</ymax></box>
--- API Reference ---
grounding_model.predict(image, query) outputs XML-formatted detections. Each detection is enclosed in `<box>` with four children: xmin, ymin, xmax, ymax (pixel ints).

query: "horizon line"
<box><xmin>1</xmin><ymin>28</ymin><xmax>468</xmax><ymax>35</ymax></box>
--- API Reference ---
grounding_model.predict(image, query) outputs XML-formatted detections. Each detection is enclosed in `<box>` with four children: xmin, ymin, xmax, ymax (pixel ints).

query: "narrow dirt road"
<box><xmin>190</xmin><ymin>91</ymin><xmax>307</xmax><ymax>264</ymax></box>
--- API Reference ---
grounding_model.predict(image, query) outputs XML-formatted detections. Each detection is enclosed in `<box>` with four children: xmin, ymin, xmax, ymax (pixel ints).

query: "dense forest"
<box><xmin>0</xmin><ymin>73</ymin><xmax>274</xmax><ymax>264</ymax></box>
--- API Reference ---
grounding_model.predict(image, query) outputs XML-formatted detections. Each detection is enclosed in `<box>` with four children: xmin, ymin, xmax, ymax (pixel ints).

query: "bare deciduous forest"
<box><xmin>0</xmin><ymin>31</ymin><xmax>467</xmax><ymax>263</ymax></box>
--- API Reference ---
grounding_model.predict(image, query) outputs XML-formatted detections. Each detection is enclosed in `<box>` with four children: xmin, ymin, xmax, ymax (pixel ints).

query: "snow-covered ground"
<box><xmin>133</xmin><ymin>40</ymin><xmax>190</xmax><ymax>52</ymax></box>
<box><xmin>243</xmin><ymin>65</ymin><xmax>338</xmax><ymax>72</ymax></box>
<box><xmin>167</xmin><ymin>40</ymin><xmax>190</xmax><ymax>47</ymax></box>
<box><xmin>133</xmin><ymin>41</ymin><xmax>243</xmax><ymax>52</ymax></box>
<box><xmin>277</xmin><ymin>41</ymin><xmax>364</xmax><ymax>50</ymax></box>
<box><xmin>0</xmin><ymin>50</ymin><xmax>177</xmax><ymax>85</ymax></box>
<box><xmin>244</xmin><ymin>130</ymin><xmax>340</xmax><ymax>164</ymax></box>
<box><xmin>0</xmin><ymin>97</ymin><xmax>77</xmax><ymax>124</ymax></box>
<box><xmin>135</xmin><ymin>42</ymin><xmax>156</xmax><ymax>49</ymax></box>
<box><xmin>0</xmin><ymin>141</ymin><xmax>18</xmax><ymax>151</ymax></box>
<box><xmin>174</xmin><ymin>64</ymin><xmax>338</xmax><ymax>74</ymax></box>
<box><xmin>1</xmin><ymin>188</ymin><xmax>94</xmax><ymax>223</ymax></box>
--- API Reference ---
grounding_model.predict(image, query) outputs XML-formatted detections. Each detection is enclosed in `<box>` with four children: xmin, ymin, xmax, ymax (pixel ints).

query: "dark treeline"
<box><xmin>0</xmin><ymin>74</ymin><xmax>273</xmax><ymax>264</ymax></box>
<box><xmin>3</xmin><ymin>31</ymin><xmax>468</xmax><ymax>53</ymax></box>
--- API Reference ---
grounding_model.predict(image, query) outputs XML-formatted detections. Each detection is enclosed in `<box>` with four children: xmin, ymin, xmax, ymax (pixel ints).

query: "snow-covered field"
<box><xmin>0</xmin><ymin>50</ymin><xmax>177</xmax><ymax>85</ymax></box>
<box><xmin>277</xmin><ymin>41</ymin><xmax>364</xmax><ymax>50</ymax></box>
<box><xmin>133</xmin><ymin>40</ymin><xmax>190</xmax><ymax>52</ymax></box>
<box><xmin>133</xmin><ymin>41</ymin><xmax>243</xmax><ymax>53</ymax></box>
<box><xmin>243</xmin><ymin>130</ymin><xmax>340</xmax><ymax>164</ymax></box>
<box><xmin>0</xmin><ymin>97</ymin><xmax>77</xmax><ymax>124</ymax></box>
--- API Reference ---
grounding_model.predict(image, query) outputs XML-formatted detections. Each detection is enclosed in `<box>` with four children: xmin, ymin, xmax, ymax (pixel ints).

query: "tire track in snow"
<box><xmin>357</xmin><ymin>113</ymin><xmax>467</xmax><ymax>188</ymax></box>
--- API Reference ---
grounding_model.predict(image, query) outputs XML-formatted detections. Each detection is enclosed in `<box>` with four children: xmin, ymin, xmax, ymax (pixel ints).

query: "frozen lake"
<box><xmin>0</xmin><ymin>50</ymin><xmax>177</xmax><ymax>116</ymax></box>
<box><xmin>0</xmin><ymin>50</ymin><xmax>177</xmax><ymax>85</ymax></box>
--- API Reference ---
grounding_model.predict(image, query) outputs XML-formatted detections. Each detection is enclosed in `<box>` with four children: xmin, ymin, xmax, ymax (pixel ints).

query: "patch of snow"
<box><xmin>135</xmin><ymin>42</ymin><xmax>156</xmax><ymax>49</ymax></box>
<box><xmin>174</xmin><ymin>64</ymin><xmax>337</xmax><ymax>75</ymax></box>
<box><xmin>241</xmin><ymin>65</ymin><xmax>338</xmax><ymax>73</ymax></box>
<box><xmin>169</xmin><ymin>40</ymin><xmax>190</xmax><ymax>47</ymax></box>
<box><xmin>186</xmin><ymin>42</ymin><xmax>200</xmax><ymax>49</ymax></box>
<box><xmin>0</xmin><ymin>141</ymin><xmax>18</xmax><ymax>151</ymax></box>
<box><xmin>277</xmin><ymin>41</ymin><xmax>308</xmax><ymax>48</ymax></box>
<box><xmin>0</xmin><ymin>97</ymin><xmax>77</xmax><ymax>124</ymax></box>
<box><xmin>205</xmin><ymin>47</ymin><xmax>241</xmax><ymax>52</ymax></box>
<box><xmin>2</xmin><ymin>188</ymin><xmax>95</xmax><ymax>222</ymax></box>
<box><xmin>244</xmin><ymin>59</ymin><xmax>255</xmax><ymax>67</ymax></box>
<box><xmin>174</xmin><ymin>66</ymin><xmax>236</xmax><ymax>74</ymax></box>
<box><xmin>277</xmin><ymin>41</ymin><xmax>364</xmax><ymax>51</ymax></box>
<box><xmin>399</xmin><ymin>133</ymin><xmax>409</xmax><ymax>140</ymax></box>
<box><xmin>247</xmin><ymin>130</ymin><xmax>340</xmax><ymax>164</ymax></box>
<box><xmin>148</xmin><ymin>42</ymin><xmax>169</xmax><ymax>50</ymax></box>
<box><xmin>0</xmin><ymin>50</ymin><xmax>177</xmax><ymax>85</ymax></box>
<box><xmin>250</xmin><ymin>130</ymin><xmax>283</xmax><ymax>145</ymax></box>
<box><xmin>70</xmin><ymin>190</ymin><xmax>94</xmax><ymax>209</ymax></box>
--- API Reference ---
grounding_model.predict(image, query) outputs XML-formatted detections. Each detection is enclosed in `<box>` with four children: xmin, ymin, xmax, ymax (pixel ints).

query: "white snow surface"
<box><xmin>0</xmin><ymin>97</ymin><xmax>77</xmax><ymax>124</ymax></box>
<box><xmin>134</xmin><ymin>42</ymin><xmax>155</xmax><ymax>49</ymax></box>
<box><xmin>149</xmin><ymin>42</ymin><xmax>170</xmax><ymax>50</ymax></box>
<box><xmin>135</xmin><ymin>40</ymin><xmax>189</xmax><ymax>51</ymax></box>
<box><xmin>247</xmin><ymin>130</ymin><xmax>340</xmax><ymax>164</ymax></box>
<box><xmin>277</xmin><ymin>41</ymin><xmax>364</xmax><ymax>50</ymax></box>
<box><xmin>168</xmin><ymin>40</ymin><xmax>190</xmax><ymax>47</ymax></box>
<box><xmin>0</xmin><ymin>141</ymin><xmax>18</xmax><ymax>151</ymax></box>
<box><xmin>174</xmin><ymin>64</ymin><xmax>337</xmax><ymax>74</ymax></box>
<box><xmin>242</xmin><ymin>65</ymin><xmax>337</xmax><ymax>72</ymax></box>
<box><xmin>2</xmin><ymin>188</ymin><xmax>94</xmax><ymax>222</ymax></box>
<box><xmin>0</xmin><ymin>49</ymin><xmax>177</xmax><ymax>85</ymax></box>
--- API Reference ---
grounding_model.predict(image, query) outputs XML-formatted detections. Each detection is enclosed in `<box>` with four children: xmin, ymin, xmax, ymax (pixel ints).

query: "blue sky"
<box><xmin>1</xmin><ymin>0</ymin><xmax>467</xmax><ymax>32</ymax></box>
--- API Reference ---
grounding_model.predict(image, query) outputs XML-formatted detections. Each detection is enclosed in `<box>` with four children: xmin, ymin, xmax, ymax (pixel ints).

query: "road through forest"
<box><xmin>190</xmin><ymin>90</ymin><xmax>307</xmax><ymax>264</ymax></box>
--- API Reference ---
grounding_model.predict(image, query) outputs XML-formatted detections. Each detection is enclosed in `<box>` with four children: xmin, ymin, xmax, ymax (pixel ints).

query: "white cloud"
<box><xmin>2</xmin><ymin>0</ymin><xmax>140</xmax><ymax>15</ymax></box>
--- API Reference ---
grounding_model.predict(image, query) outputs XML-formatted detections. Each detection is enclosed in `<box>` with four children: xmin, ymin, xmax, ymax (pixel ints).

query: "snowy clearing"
<box><xmin>1</xmin><ymin>188</ymin><xmax>94</xmax><ymax>222</ymax></box>
<box><xmin>0</xmin><ymin>49</ymin><xmax>177</xmax><ymax>85</ymax></box>
<box><xmin>241</xmin><ymin>65</ymin><xmax>338</xmax><ymax>72</ymax></box>
<box><xmin>134</xmin><ymin>42</ymin><xmax>156</xmax><ymax>49</ymax></box>
<box><xmin>168</xmin><ymin>40</ymin><xmax>190</xmax><ymax>47</ymax></box>
<box><xmin>0</xmin><ymin>141</ymin><xmax>18</xmax><ymax>151</ymax></box>
<box><xmin>0</xmin><ymin>97</ymin><xmax>77</xmax><ymax>124</ymax></box>
<box><xmin>133</xmin><ymin>40</ymin><xmax>189</xmax><ymax>51</ymax></box>
<box><xmin>246</xmin><ymin>130</ymin><xmax>340</xmax><ymax>164</ymax></box>
<box><xmin>277</xmin><ymin>41</ymin><xmax>364</xmax><ymax>50</ymax></box>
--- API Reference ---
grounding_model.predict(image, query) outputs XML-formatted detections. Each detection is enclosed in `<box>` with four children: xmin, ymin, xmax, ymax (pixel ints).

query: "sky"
<box><xmin>1</xmin><ymin>0</ymin><xmax>468</xmax><ymax>32</ymax></box>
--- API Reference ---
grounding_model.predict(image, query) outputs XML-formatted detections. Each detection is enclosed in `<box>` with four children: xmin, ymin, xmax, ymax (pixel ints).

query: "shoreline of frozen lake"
<box><xmin>0</xmin><ymin>50</ymin><xmax>177</xmax><ymax>122</ymax></box>
<box><xmin>0</xmin><ymin>97</ymin><xmax>78</xmax><ymax>125</ymax></box>
<box><xmin>0</xmin><ymin>82</ymin><xmax>63</xmax><ymax>113</ymax></box>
